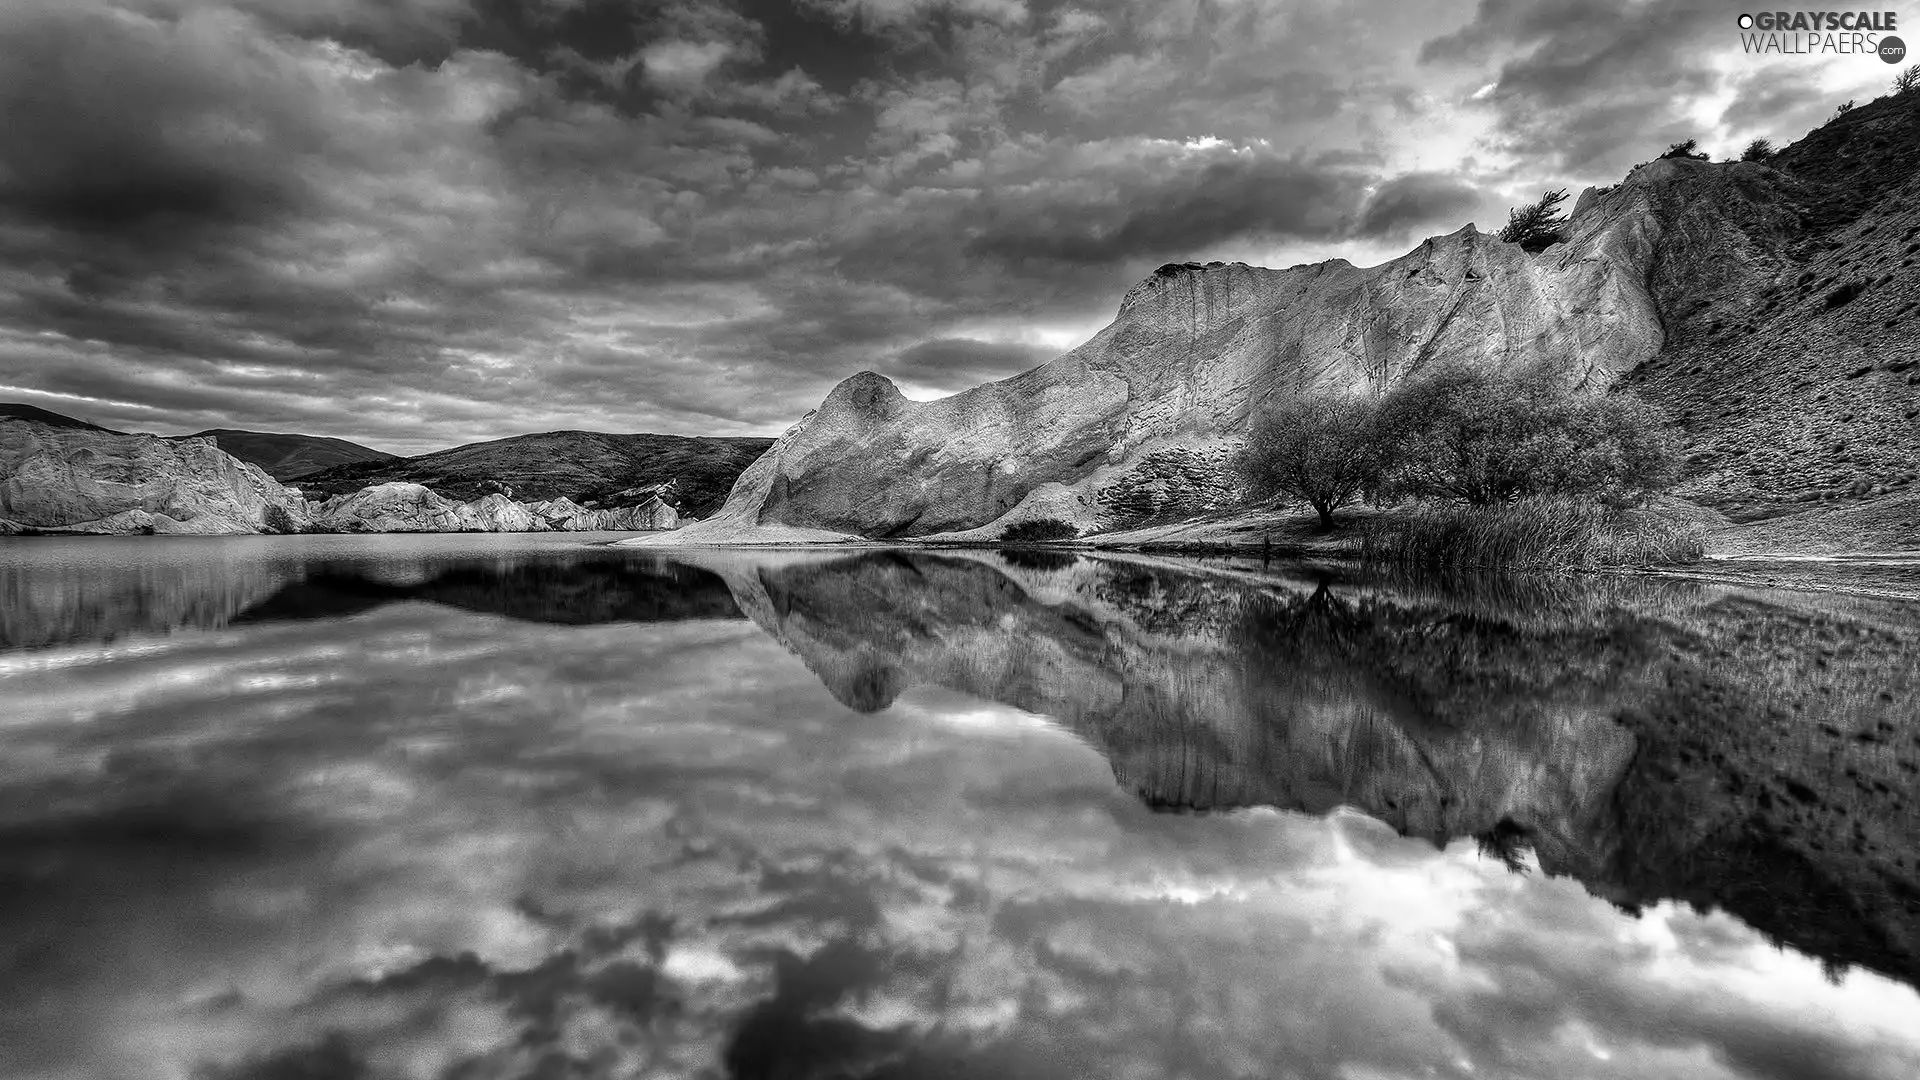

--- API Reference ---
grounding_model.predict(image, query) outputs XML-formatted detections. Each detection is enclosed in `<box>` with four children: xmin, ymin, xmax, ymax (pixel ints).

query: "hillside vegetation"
<box><xmin>181</xmin><ymin>429</ymin><xmax>396</xmax><ymax>481</ymax></box>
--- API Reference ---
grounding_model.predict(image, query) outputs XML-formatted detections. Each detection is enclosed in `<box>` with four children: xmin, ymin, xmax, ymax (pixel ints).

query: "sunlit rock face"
<box><xmin>311</xmin><ymin>483</ymin><xmax>680</xmax><ymax>533</ymax></box>
<box><xmin>0</xmin><ymin>418</ymin><xmax>311</xmax><ymax>534</ymax></box>
<box><xmin>310</xmin><ymin>482</ymin><xmax>476</xmax><ymax>532</ymax></box>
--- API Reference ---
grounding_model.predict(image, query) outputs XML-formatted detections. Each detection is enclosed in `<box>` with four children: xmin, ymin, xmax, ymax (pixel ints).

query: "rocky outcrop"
<box><xmin>526</xmin><ymin>495</ymin><xmax>679</xmax><ymax>532</ymax></box>
<box><xmin>647</xmin><ymin>97</ymin><xmax>1919</xmax><ymax>544</ymax></box>
<box><xmin>309</xmin><ymin>483</ymin><xmax>474</xmax><ymax>533</ymax></box>
<box><xmin>656</xmin><ymin>182</ymin><xmax>1675</xmax><ymax>543</ymax></box>
<box><xmin>0</xmin><ymin>417</ymin><xmax>311</xmax><ymax>534</ymax></box>
<box><xmin>309</xmin><ymin>482</ymin><xmax>678</xmax><ymax>533</ymax></box>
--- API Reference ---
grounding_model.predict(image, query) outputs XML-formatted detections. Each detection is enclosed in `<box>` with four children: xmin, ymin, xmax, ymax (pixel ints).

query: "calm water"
<box><xmin>3</xmin><ymin>535</ymin><xmax>1920</xmax><ymax>1080</ymax></box>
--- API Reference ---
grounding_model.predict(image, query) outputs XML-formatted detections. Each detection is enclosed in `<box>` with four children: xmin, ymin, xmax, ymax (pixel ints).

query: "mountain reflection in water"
<box><xmin>1</xmin><ymin>535</ymin><xmax>1918</xmax><ymax>1080</ymax></box>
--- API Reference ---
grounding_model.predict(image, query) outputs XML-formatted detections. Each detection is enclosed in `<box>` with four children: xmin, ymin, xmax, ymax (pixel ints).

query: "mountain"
<box><xmin>180</xmin><ymin>428</ymin><xmax>396</xmax><ymax>481</ymax></box>
<box><xmin>296</xmin><ymin>431</ymin><xmax>775</xmax><ymax>518</ymax></box>
<box><xmin>656</xmin><ymin>93</ymin><xmax>1920</xmax><ymax>545</ymax></box>
<box><xmin>0</xmin><ymin>403</ymin><xmax>121</xmax><ymax>433</ymax></box>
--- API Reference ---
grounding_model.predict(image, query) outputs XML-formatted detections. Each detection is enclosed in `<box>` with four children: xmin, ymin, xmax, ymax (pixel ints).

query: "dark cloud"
<box><xmin>881</xmin><ymin>336</ymin><xmax>1053</xmax><ymax>391</ymax></box>
<box><xmin>1355</xmin><ymin>172</ymin><xmax>1485</xmax><ymax>238</ymax></box>
<box><xmin>966</xmin><ymin>153</ymin><xmax>1361</xmax><ymax>266</ymax></box>
<box><xmin>0</xmin><ymin>5</ymin><xmax>321</xmax><ymax>241</ymax></box>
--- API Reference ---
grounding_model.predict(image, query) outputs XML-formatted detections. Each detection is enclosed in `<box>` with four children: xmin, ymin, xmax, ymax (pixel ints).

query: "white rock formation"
<box><xmin>640</xmin><ymin>162</ymin><xmax>1704</xmax><ymax>544</ymax></box>
<box><xmin>309</xmin><ymin>482</ymin><xmax>473</xmax><ymax>533</ymax></box>
<box><xmin>1</xmin><ymin>418</ymin><xmax>311</xmax><ymax>534</ymax></box>
<box><xmin>311</xmin><ymin>483</ymin><xmax>680</xmax><ymax>533</ymax></box>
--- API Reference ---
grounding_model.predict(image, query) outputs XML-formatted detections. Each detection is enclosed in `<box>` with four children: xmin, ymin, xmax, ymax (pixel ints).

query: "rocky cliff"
<box><xmin>653</xmin><ymin>96</ymin><xmax>1919</xmax><ymax>544</ymax></box>
<box><xmin>0</xmin><ymin>416</ymin><xmax>681</xmax><ymax>536</ymax></box>
<box><xmin>1</xmin><ymin>417</ymin><xmax>312</xmax><ymax>534</ymax></box>
<box><xmin>308</xmin><ymin>482</ymin><xmax>678</xmax><ymax>533</ymax></box>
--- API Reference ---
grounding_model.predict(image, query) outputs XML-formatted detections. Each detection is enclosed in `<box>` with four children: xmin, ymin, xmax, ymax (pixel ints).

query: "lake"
<box><xmin>3</xmin><ymin>534</ymin><xmax>1919</xmax><ymax>1080</ymax></box>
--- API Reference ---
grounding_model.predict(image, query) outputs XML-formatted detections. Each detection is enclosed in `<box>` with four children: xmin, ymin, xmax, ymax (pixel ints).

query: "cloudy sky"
<box><xmin>0</xmin><ymin>0</ymin><xmax>1902</xmax><ymax>453</ymax></box>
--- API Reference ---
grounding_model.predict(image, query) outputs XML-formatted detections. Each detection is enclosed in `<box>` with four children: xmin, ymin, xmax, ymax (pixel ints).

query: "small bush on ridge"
<box><xmin>1499</xmin><ymin>188</ymin><xmax>1570</xmax><ymax>252</ymax></box>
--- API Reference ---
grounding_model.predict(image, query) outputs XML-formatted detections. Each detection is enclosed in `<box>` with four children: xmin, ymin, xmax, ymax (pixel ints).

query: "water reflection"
<box><xmin>1</xmin><ymin>537</ymin><xmax>1919</xmax><ymax>1080</ymax></box>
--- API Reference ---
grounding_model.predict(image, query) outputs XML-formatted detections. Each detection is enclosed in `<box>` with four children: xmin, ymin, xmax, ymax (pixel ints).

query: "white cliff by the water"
<box><xmin>638</xmin><ymin>165</ymin><xmax>1680</xmax><ymax>544</ymax></box>
<box><xmin>633</xmin><ymin>99</ymin><xmax>1920</xmax><ymax>547</ymax></box>
<box><xmin>1</xmin><ymin>417</ymin><xmax>312</xmax><ymax>534</ymax></box>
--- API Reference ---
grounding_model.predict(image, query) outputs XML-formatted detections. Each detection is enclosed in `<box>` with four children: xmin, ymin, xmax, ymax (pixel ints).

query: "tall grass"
<box><xmin>1358</xmin><ymin>497</ymin><xmax>1705</xmax><ymax>569</ymax></box>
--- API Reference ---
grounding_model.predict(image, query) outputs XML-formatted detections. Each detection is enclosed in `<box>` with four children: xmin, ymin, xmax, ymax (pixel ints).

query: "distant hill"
<box><xmin>0</xmin><ymin>403</ymin><xmax>121</xmax><ymax>433</ymax></box>
<box><xmin>3</xmin><ymin>407</ymin><xmax>394</xmax><ymax>482</ymax></box>
<box><xmin>296</xmin><ymin>431</ymin><xmax>776</xmax><ymax>518</ymax></box>
<box><xmin>181</xmin><ymin>429</ymin><xmax>396</xmax><ymax>481</ymax></box>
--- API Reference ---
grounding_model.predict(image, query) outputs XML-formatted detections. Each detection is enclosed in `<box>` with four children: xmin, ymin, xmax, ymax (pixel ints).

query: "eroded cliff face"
<box><xmin>309</xmin><ymin>483</ymin><xmax>680</xmax><ymax>533</ymax></box>
<box><xmin>668</xmin><ymin>168</ymin><xmax>1690</xmax><ymax>541</ymax></box>
<box><xmin>0</xmin><ymin>419</ymin><xmax>311</xmax><ymax>534</ymax></box>
<box><xmin>657</xmin><ymin>98</ymin><xmax>1919</xmax><ymax>543</ymax></box>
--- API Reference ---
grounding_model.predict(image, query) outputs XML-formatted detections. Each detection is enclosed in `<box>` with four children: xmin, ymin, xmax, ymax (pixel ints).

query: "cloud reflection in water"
<box><xmin>0</xmin><ymin>538</ymin><xmax>1917</xmax><ymax>1080</ymax></box>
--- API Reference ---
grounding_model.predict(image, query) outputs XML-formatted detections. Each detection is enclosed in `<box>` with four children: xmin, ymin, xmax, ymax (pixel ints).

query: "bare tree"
<box><xmin>1235</xmin><ymin>392</ymin><xmax>1384</xmax><ymax>531</ymax></box>
<box><xmin>1498</xmin><ymin>188</ymin><xmax>1570</xmax><ymax>253</ymax></box>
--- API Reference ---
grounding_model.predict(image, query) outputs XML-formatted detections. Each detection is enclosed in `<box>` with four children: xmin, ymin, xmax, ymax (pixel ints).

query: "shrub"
<box><xmin>1833</xmin><ymin>99</ymin><xmax>1856</xmax><ymax>118</ymax></box>
<box><xmin>1740</xmin><ymin>137</ymin><xmax>1775</xmax><ymax>162</ymax></box>
<box><xmin>1498</xmin><ymin>188</ymin><xmax>1570</xmax><ymax>252</ymax></box>
<box><xmin>1659</xmin><ymin>138</ymin><xmax>1706</xmax><ymax>160</ymax></box>
<box><xmin>1896</xmin><ymin>63</ymin><xmax>1920</xmax><ymax>95</ymax></box>
<box><xmin>1234</xmin><ymin>391</ymin><xmax>1385</xmax><ymax>530</ymax></box>
<box><xmin>1374</xmin><ymin>365</ymin><xmax>1682</xmax><ymax>507</ymax></box>
<box><xmin>1357</xmin><ymin>497</ymin><xmax>1706</xmax><ymax>569</ymax></box>
<box><xmin>1000</xmin><ymin>518</ymin><xmax>1078</xmax><ymax>543</ymax></box>
<box><xmin>261</xmin><ymin>504</ymin><xmax>299</xmax><ymax>534</ymax></box>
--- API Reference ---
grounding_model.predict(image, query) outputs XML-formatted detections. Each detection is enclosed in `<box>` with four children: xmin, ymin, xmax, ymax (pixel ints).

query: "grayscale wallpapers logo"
<box><xmin>1735</xmin><ymin>11</ymin><xmax>1904</xmax><ymax>58</ymax></box>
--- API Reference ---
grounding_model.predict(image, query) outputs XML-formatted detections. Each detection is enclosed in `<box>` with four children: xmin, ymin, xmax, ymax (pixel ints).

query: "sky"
<box><xmin>0</xmin><ymin>0</ymin><xmax>1906</xmax><ymax>454</ymax></box>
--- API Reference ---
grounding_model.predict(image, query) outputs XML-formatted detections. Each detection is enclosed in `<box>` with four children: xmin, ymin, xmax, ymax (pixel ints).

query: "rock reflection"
<box><xmin>679</xmin><ymin>549</ymin><xmax>1920</xmax><ymax>991</ymax></box>
<box><xmin>4</xmin><ymin>540</ymin><xmax>1920</xmax><ymax>1079</ymax></box>
<box><xmin>0</xmin><ymin>546</ymin><xmax>741</xmax><ymax>647</ymax></box>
